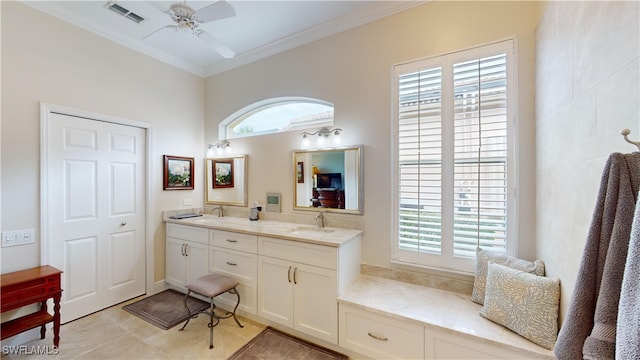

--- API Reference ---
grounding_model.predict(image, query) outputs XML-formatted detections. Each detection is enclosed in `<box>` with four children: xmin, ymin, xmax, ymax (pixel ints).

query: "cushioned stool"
<box><xmin>179</xmin><ymin>273</ymin><xmax>244</xmax><ymax>349</ymax></box>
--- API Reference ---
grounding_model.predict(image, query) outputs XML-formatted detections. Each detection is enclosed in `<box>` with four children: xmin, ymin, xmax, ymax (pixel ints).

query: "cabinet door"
<box><xmin>166</xmin><ymin>237</ymin><xmax>186</xmax><ymax>287</ymax></box>
<box><xmin>185</xmin><ymin>240</ymin><xmax>209</xmax><ymax>286</ymax></box>
<box><xmin>293</xmin><ymin>263</ymin><xmax>338</xmax><ymax>344</ymax></box>
<box><xmin>258</xmin><ymin>256</ymin><xmax>294</xmax><ymax>327</ymax></box>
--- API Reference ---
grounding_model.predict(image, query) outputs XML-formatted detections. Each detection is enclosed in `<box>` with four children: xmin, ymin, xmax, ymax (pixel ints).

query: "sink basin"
<box><xmin>288</xmin><ymin>226</ymin><xmax>335</xmax><ymax>234</ymax></box>
<box><xmin>182</xmin><ymin>216</ymin><xmax>246</xmax><ymax>224</ymax></box>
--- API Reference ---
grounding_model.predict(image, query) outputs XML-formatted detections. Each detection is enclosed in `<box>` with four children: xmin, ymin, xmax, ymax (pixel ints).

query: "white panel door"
<box><xmin>47</xmin><ymin>112</ymin><xmax>146</xmax><ymax>322</ymax></box>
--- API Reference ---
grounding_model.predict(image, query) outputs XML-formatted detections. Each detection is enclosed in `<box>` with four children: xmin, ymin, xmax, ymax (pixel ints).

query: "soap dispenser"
<box><xmin>249</xmin><ymin>201</ymin><xmax>262</xmax><ymax>221</ymax></box>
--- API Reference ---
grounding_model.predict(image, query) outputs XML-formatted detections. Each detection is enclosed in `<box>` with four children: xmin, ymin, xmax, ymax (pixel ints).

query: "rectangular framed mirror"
<box><xmin>293</xmin><ymin>145</ymin><xmax>363</xmax><ymax>214</ymax></box>
<box><xmin>205</xmin><ymin>154</ymin><xmax>248</xmax><ymax>206</ymax></box>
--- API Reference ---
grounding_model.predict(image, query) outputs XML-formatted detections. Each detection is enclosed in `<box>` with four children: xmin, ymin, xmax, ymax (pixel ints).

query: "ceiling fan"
<box><xmin>144</xmin><ymin>1</ymin><xmax>236</xmax><ymax>58</ymax></box>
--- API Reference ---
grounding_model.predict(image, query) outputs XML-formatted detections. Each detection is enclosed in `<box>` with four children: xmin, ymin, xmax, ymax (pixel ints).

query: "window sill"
<box><xmin>362</xmin><ymin>263</ymin><xmax>474</xmax><ymax>296</ymax></box>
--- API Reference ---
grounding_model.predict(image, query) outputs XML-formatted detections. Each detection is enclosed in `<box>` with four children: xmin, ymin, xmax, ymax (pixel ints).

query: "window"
<box><xmin>219</xmin><ymin>97</ymin><xmax>334</xmax><ymax>139</ymax></box>
<box><xmin>392</xmin><ymin>40</ymin><xmax>515</xmax><ymax>274</ymax></box>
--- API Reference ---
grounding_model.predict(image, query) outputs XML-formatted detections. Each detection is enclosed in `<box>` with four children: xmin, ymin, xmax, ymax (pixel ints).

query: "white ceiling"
<box><xmin>25</xmin><ymin>1</ymin><xmax>425</xmax><ymax>77</ymax></box>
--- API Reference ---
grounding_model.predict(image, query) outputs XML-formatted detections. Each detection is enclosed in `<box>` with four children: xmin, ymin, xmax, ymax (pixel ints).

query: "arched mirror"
<box><xmin>293</xmin><ymin>146</ymin><xmax>363</xmax><ymax>214</ymax></box>
<box><xmin>205</xmin><ymin>155</ymin><xmax>248</xmax><ymax>206</ymax></box>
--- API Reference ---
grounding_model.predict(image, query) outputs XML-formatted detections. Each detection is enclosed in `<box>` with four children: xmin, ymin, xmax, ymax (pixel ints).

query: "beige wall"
<box><xmin>535</xmin><ymin>1</ymin><xmax>639</xmax><ymax>321</ymax></box>
<box><xmin>205</xmin><ymin>1</ymin><xmax>542</xmax><ymax>270</ymax></box>
<box><xmin>3</xmin><ymin>0</ymin><xmax>637</xmax><ymax>341</ymax></box>
<box><xmin>0</xmin><ymin>2</ymin><xmax>205</xmax><ymax>281</ymax></box>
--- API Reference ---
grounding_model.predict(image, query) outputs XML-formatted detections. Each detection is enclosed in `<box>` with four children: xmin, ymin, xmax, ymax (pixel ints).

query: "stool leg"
<box><xmin>208</xmin><ymin>297</ymin><xmax>214</xmax><ymax>349</ymax></box>
<box><xmin>229</xmin><ymin>287</ymin><xmax>244</xmax><ymax>328</ymax></box>
<box><xmin>179</xmin><ymin>290</ymin><xmax>193</xmax><ymax>331</ymax></box>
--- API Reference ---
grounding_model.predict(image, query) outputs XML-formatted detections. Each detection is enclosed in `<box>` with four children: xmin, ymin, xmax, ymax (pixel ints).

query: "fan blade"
<box><xmin>196</xmin><ymin>30</ymin><xmax>235</xmax><ymax>58</ymax></box>
<box><xmin>142</xmin><ymin>25</ymin><xmax>178</xmax><ymax>43</ymax></box>
<box><xmin>195</xmin><ymin>1</ymin><xmax>235</xmax><ymax>23</ymax></box>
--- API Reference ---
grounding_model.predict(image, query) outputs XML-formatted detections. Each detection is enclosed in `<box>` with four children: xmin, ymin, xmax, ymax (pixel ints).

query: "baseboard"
<box><xmin>152</xmin><ymin>279</ymin><xmax>169</xmax><ymax>295</ymax></box>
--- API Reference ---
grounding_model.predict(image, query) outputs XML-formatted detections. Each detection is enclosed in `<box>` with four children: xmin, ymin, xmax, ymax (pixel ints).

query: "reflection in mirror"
<box><xmin>294</xmin><ymin>146</ymin><xmax>363</xmax><ymax>214</ymax></box>
<box><xmin>205</xmin><ymin>155</ymin><xmax>248</xmax><ymax>206</ymax></box>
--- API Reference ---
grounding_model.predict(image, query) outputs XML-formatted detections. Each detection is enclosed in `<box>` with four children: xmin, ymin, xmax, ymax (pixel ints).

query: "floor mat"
<box><xmin>122</xmin><ymin>289</ymin><xmax>208</xmax><ymax>330</ymax></box>
<box><xmin>228</xmin><ymin>326</ymin><xmax>347</xmax><ymax>360</ymax></box>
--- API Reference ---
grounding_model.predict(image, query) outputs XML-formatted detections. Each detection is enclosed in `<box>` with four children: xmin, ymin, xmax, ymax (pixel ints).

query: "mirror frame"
<box><xmin>205</xmin><ymin>154</ymin><xmax>248</xmax><ymax>206</ymax></box>
<box><xmin>293</xmin><ymin>145</ymin><xmax>364</xmax><ymax>215</ymax></box>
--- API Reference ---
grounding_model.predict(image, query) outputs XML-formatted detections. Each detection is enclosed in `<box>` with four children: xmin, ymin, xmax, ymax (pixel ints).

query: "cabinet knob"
<box><xmin>287</xmin><ymin>266</ymin><xmax>292</xmax><ymax>283</ymax></box>
<box><xmin>226</xmin><ymin>261</ymin><xmax>237</xmax><ymax>266</ymax></box>
<box><xmin>226</xmin><ymin>239</ymin><xmax>237</xmax><ymax>243</ymax></box>
<box><xmin>120</xmin><ymin>222</ymin><xmax>126</xmax><ymax>226</ymax></box>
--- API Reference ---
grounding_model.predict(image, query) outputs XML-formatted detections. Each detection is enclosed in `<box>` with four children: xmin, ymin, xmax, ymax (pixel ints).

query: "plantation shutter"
<box><xmin>394</xmin><ymin>40</ymin><xmax>512</xmax><ymax>272</ymax></box>
<box><xmin>452</xmin><ymin>54</ymin><xmax>508</xmax><ymax>257</ymax></box>
<box><xmin>397</xmin><ymin>66</ymin><xmax>443</xmax><ymax>254</ymax></box>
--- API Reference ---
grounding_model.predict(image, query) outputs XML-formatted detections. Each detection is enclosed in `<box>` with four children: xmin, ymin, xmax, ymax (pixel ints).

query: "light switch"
<box><xmin>2</xmin><ymin>229</ymin><xmax>35</xmax><ymax>247</ymax></box>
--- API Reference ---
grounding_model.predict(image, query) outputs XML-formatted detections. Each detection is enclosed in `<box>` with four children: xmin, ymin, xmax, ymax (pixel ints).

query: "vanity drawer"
<box><xmin>211</xmin><ymin>230</ymin><xmax>258</xmax><ymax>253</ymax></box>
<box><xmin>258</xmin><ymin>236</ymin><xmax>337</xmax><ymax>269</ymax></box>
<box><xmin>210</xmin><ymin>247</ymin><xmax>257</xmax><ymax>283</ymax></box>
<box><xmin>339</xmin><ymin>303</ymin><xmax>424</xmax><ymax>360</ymax></box>
<box><xmin>166</xmin><ymin>223</ymin><xmax>208</xmax><ymax>245</ymax></box>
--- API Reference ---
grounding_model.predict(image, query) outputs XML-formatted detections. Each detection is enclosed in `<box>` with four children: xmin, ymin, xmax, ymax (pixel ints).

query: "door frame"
<box><xmin>40</xmin><ymin>102</ymin><xmax>156</xmax><ymax>296</ymax></box>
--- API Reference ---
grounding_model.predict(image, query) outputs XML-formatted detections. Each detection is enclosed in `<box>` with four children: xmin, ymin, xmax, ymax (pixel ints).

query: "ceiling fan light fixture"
<box><xmin>169</xmin><ymin>3</ymin><xmax>199</xmax><ymax>30</ymax></box>
<box><xmin>143</xmin><ymin>1</ymin><xmax>237</xmax><ymax>59</ymax></box>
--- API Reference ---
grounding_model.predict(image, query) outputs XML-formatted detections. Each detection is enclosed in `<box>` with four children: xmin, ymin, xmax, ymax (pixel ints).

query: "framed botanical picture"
<box><xmin>213</xmin><ymin>159</ymin><xmax>234</xmax><ymax>188</ymax></box>
<box><xmin>163</xmin><ymin>155</ymin><xmax>194</xmax><ymax>190</ymax></box>
<box><xmin>297</xmin><ymin>161</ymin><xmax>304</xmax><ymax>183</ymax></box>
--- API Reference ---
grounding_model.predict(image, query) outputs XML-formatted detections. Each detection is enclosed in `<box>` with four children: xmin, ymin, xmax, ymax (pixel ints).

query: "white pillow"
<box><xmin>480</xmin><ymin>262</ymin><xmax>560</xmax><ymax>350</ymax></box>
<box><xmin>471</xmin><ymin>248</ymin><xmax>545</xmax><ymax>305</ymax></box>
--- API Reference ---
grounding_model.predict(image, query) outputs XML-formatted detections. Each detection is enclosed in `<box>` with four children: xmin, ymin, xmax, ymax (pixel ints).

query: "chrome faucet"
<box><xmin>213</xmin><ymin>205</ymin><xmax>224</xmax><ymax>218</ymax></box>
<box><xmin>315</xmin><ymin>212</ymin><xmax>325</xmax><ymax>228</ymax></box>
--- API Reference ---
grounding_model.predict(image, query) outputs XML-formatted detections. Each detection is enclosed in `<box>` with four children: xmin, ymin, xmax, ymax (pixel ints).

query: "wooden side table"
<box><xmin>0</xmin><ymin>265</ymin><xmax>63</xmax><ymax>347</ymax></box>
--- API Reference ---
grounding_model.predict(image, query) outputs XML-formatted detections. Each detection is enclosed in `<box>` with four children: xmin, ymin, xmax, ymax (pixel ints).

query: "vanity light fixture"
<box><xmin>300</xmin><ymin>127</ymin><xmax>342</xmax><ymax>147</ymax></box>
<box><xmin>208</xmin><ymin>140</ymin><xmax>231</xmax><ymax>156</ymax></box>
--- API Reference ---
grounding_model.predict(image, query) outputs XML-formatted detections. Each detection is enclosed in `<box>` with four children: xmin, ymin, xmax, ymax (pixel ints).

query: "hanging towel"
<box><xmin>616</xmin><ymin>188</ymin><xmax>640</xmax><ymax>358</ymax></box>
<box><xmin>555</xmin><ymin>153</ymin><xmax>640</xmax><ymax>360</ymax></box>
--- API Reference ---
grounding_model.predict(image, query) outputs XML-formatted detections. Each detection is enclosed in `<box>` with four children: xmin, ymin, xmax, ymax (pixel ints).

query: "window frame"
<box><xmin>391</xmin><ymin>39</ymin><xmax>517</xmax><ymax>274</ymax></box>
<box><xmin>218</xmin><ymin>97</ymin><xmax>334</xmax><ymax>140</ymax></box>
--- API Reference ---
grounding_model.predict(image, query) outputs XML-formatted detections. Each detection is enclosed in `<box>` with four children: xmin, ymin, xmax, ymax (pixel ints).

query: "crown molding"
<box><xmin>204</xmin><ymin>1</ymin><xmax>427</xmax><ymax>77</ymax></box>
<box><xmin>22</xmin><ymin>1</ymin><xmax>207</xmax><ymax>77</ymax></box>
<box><xmin>22</xmin><ymin>1</ymin><xmax>428</xmax><ymax>79</ymax></box>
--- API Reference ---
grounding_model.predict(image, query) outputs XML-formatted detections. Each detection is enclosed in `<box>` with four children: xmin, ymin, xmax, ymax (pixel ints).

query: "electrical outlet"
<box><xmin>21</xmin><ymin>230</ymin><xmax>35</xmax><ymax>245</ymax></box>
<box><xmin>2</xmin><ymin>229</ymin><xmax>35</xmax><ymax>247</ymax></box>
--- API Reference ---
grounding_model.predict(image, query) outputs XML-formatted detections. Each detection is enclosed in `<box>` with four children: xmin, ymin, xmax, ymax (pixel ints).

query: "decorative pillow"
<box><xmin>480</xmin><ymin>262</ymin><xmax>560</xmax><ymax>350</ymax></box>
<box><xmin>471</xmin><ymin>248</ymin><xmax>545</xmax><ymax>305</ymax></box>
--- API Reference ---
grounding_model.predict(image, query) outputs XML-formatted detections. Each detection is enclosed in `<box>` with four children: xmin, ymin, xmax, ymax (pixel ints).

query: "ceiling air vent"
<box><xmin>106</xmin><ymin>2</ymin><xmax>146</xmax><ymax>24</ymax></box>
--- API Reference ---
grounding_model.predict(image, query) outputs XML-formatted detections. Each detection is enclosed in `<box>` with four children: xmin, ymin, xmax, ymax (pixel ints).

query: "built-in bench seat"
<box><xmin>338</xmin><ymin>275</ymin><xmax>555</xmax><ymax>359</ymax></box>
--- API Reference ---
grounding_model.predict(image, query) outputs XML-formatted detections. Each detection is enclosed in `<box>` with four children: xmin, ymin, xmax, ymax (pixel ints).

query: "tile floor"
<box><xmin>1</xmin><ymin>296</ymin><xmax>267</xmax><ymax>360</ymax></box>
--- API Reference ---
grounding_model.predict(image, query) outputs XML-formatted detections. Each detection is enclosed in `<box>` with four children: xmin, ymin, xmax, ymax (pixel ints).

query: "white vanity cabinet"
<box><xmin>166</xmin><ymin>223</ymin><xmax>209</xmax><ymax>289</ymax></box>
<box><xmin>209</xmin><ymin>230</ymin><xmax>258</xmax><ymax>315</ymax></box>
<box><xmin>165</xmin><ymin>217</ymin><xmax>362</xmax><ymax>346</ymax></box>
<box><xmin>258</xmin><ymin>235</ymin><xmax>361</xmax><ymax>345</ymax></box>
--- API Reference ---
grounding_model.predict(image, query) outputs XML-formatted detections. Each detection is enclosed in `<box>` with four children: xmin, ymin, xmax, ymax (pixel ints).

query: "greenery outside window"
<box><xmin>392</xmin><ymin>39</ymin><xmax>516</xmax><ymax>274</ymax></box>
<box><xmin>219</xmin><ymin>97</ymin><xmax>334</xmax><ymax>139</ymax></box>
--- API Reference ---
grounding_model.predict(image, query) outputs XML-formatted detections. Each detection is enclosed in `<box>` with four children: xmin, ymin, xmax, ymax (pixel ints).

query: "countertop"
<box><xmin>164</xmin><ymin>214</ymin><xmax>362</xmax><ymax>247</ymax></box>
